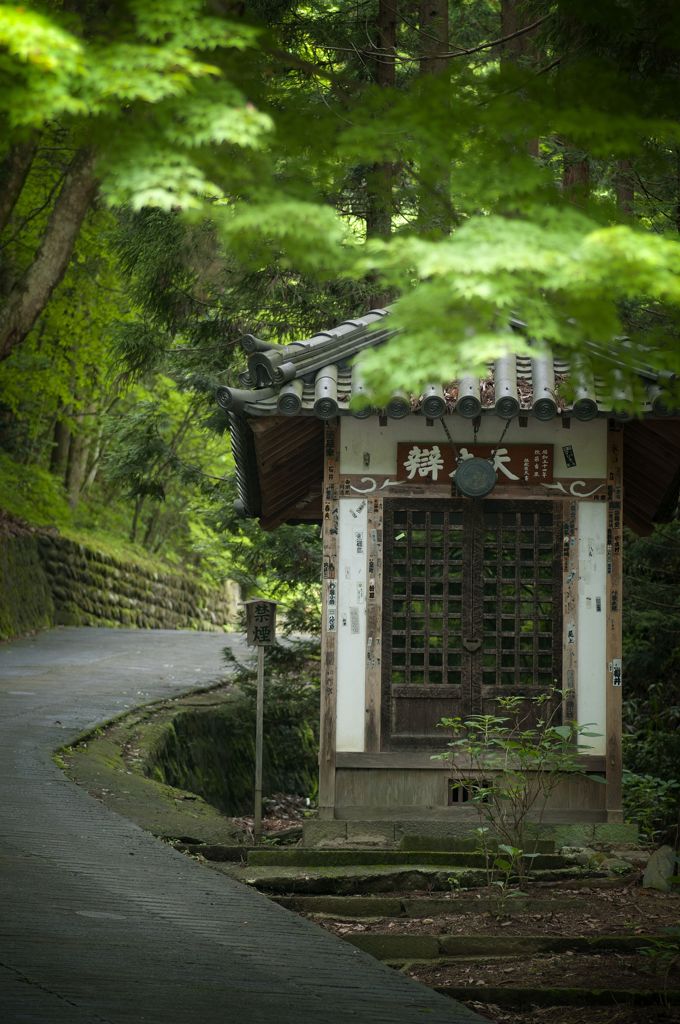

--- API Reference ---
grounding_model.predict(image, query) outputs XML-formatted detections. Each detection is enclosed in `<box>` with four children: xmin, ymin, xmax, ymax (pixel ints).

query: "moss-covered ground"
<box><xmin>57</xmin><ymin>686</ymin><xmax>246</xmax><ymax>846</ymax></box>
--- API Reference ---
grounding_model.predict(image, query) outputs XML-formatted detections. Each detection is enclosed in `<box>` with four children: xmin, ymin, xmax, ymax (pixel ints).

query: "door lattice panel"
<box><xmin>389</xmin><ymin>506</ymin><xmax>465</xmax><ymax>687</ymax></box>
<box><xmin>479</xmin><ymin>505</ymin><xmax>562</xmax><ymax>693</ymax></box>
<box><xmin>382</xmin><ymin>499</ymin><xmax>563</xmax><ymax>749</ymax></box>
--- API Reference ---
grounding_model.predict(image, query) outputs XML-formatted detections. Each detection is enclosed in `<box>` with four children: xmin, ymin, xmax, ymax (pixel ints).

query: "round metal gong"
<box><xmin>454</xmin><ymin>457</ymin><xmax>497</xmax><ymax>498</ymax></box>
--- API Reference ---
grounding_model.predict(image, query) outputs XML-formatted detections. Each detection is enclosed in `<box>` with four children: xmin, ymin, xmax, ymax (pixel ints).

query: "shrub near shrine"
<box><xmin>433</xmin><ymin>690</ymin><xmax>603</xmax><ymax>878</ymax></box>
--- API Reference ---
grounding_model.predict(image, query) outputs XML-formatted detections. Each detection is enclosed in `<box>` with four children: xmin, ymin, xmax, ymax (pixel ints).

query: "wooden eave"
<box><xmin>248</xmin><ymin>415</ymin><xmax>323</xmax><ymax>530</ymax></box>
<box><xmin>622</xmin><ymin>419</ymin><xmax>680</xmax><ymax>535</ymax></box>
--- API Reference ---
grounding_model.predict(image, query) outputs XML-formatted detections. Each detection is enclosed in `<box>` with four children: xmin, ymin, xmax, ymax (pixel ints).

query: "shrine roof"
<box><xmin>219</xmin><ymin>308</ymin><xmax>680</xmax><ymax>532</ymax></box>
<box><xmin>216</xmin><ymin>307</ymin><xmax>676</xmax><ymax>423</ymax></box>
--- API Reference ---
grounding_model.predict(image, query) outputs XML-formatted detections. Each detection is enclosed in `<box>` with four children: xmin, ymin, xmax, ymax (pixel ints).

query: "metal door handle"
<box><xmin>462</xmin><ymin>638</ymin><xmax>482</xmax><ymax>652</ymax></box>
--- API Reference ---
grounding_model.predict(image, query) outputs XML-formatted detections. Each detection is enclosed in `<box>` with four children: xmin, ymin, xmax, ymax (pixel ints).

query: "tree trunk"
<box><xmin>82</xmin><ymin>422</ymin><xmax>104</xmax><ymax>493</ymax></box>
<box><xmin>130</xmin><ymin>495</ymin><xmax>145</xmax><ymax>543</ymax></box>
<box><xmin>143</xmin><ymin>504</ymin><xmax>163</xmax><ymax>550</ymax></box>
<box><xmin>419</xmin><ymin>0</ymin><xmax>449</xmax><ymax>75</ymax></box>
<box><xmin>65</xmin><ymin>430</ymin><xmax>88</xmax><ymax>508</ymax></box>
<box><xmin>500</xmin><ymin>0</ymin><xmax>541</xmax><ymax>61</ymax></box>
<box><xmin>365</xmin><ymin>0</ymin><xmax>397</xmax><ymax>242</ymax></box>
<box><xmin>557</xmin><ymin>6</ymin><xmax>589</xmax><ymax>205</ymax></box>
<box><xmin>0</xmin><ymin>148</ymin><xmax>97</xmax><ymax>362</ymax></box>
<box><xmin>50</xmin><ymin>416</ymin><xmax>71</xmax><ymax>477</ymax></box>
<box><xmin>563</xmin><ymin>149</ymin><xmax>590</xmax><ymax>202</ymax></box>
<box><xmin>500</xmin><ymin>0</ymin><xmax>540</xmax><ymax>157</ymax></box>
<box><xmin>675</xmin><ymin>148</ymin><xmax>680</xmax><ymax>235</ymax></box>
<box><xmin>417</xmin><ymin>0</ymin><xmax>451</xmax><ymax>237</ymax></box>
<box><xmin>616</xmin><ymin>159</ymin><xmax>634</xmax><ymax>216</ymax></box>
<box><xmin>0</xmin><ymin>137</ymin><xmax>37</xmax><ymax>234</ymax></box>
<box><xmin>65</xmin><ymin>401</ymin><xmax>96</xmax><ymax>507</ymax></box>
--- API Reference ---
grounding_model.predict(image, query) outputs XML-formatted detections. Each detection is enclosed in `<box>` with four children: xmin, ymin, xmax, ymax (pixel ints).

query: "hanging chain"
<box><xmin>442</xmin><ymin>412</ymin><xmax>512</xmax><ymax>463</ymax></box>
<box><xmin>440</xmin><ymin>416</ymin><xmax>460</xmax><ymax>461</ymax></box>
<box><xmin>493</xmin><ymin>417</ymin><xmax>511</xmax><ymax>452</ymax></box>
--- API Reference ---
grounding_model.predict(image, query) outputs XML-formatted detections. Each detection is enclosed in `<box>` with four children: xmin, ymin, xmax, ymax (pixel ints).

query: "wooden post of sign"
<box><xmin>244</xmin><ymin>599</ymin><xmax>277</xmax><ymax>843</ymax></box>
<box><xmin>606</xmin><ymin>426</ymin><xmax>624</xmax><ymax>823</ymax></box>
<box><xmin>254</xmin><ymin>644</ymin><xmax>265</xmax><ymax>843</ymax></box>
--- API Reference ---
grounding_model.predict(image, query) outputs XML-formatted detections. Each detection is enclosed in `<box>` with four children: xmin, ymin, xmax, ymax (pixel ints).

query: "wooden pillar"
<box><xmin>562</xmin><ymin>499</ymin><xmax>578</xmax><ymax>723</ymax></box>
<box><xmin>365</xmin><ymin>496</ymin><xmax>383</xmax><ymax>751</ymax></box>
<box><xmin>605</xmin><ymin>424</ymin><xmax>624</xmax><ymax>822</ymax></box>
<box><xmin>318</xmin><ymin>422</ymin><xmax>339</xmax><ymax>818</ymax></box>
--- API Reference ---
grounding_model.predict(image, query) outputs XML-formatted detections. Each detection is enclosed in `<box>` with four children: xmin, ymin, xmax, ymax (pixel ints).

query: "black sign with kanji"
<box><xmin>245</xmin><ymin>600</ymin><xmax>277</xmax><ymax>646</ymax></box>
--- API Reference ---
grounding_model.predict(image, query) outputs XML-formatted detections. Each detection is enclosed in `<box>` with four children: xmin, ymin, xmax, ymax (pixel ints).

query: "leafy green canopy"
<box><xmin>0</xmin><ymin>1</ymin><xmax>268</xmax><ymax>206</ymax></box>
<box><xmin>3</xmin><ymin>1</ymin><xmax>680</xmax><ymax>408</ymax></box>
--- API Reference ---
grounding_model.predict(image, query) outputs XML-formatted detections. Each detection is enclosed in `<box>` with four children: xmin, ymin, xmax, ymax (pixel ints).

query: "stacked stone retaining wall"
<box><xmin>0</xmin><ymin>528</ymin><xmax>239</xmax><ymax>640</ymax></box>
<box><xmin>0</xmin><ymin>532</ymin><xmax>55</xmax><ymax>640</ymax></box>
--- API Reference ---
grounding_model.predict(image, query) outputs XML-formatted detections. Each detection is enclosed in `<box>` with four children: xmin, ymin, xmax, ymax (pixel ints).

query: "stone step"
<box><xmin>217</xmin><ymin>862</ymin><xmax>602</xmax><ymax>895</ymax></box>
<box><xmin>174</xmin><ymin>843</ymin><xmax>247</xmax><ymax>862</ymax></box>
<box><xmin>246</xmin><ymin>847</ymin><xmax>570</xmax><ymax>869</ymax></box>
<box><xmin>273</xmin><ymin>894</ymin><xmax>586</xmax><ymax>917</ymax></box>
<box><xmin>399</xmin><ymin>834</ymin><xmax>555</xmax><ymax>854</ymax></box>
<box><xmin>302</xmin><ymin>819</ymin><xmax>639</xmax><ymax>850</ymax></box>
<box><xmin>435</xmin><ymin>986</ymin><xmax>680</xmax><ymax>1009</ymax></box>
<box><xmin>342</xmin><ymin>932</ymin><xmax>661</xmax><ymax>962</ymax></box>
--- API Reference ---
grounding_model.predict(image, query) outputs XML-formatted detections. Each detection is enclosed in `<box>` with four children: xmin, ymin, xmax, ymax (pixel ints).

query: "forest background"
<box><xmin>0</xmin><ymin>0</ymin><xmax>678</xmax><ymax>836</ymax></box>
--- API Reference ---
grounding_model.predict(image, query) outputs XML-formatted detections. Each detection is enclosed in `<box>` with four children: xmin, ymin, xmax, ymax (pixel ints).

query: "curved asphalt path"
<box><xmin>0</xmin><ymin>627</ymin><xmax>482</xmax><ymax>1024</ymax></box>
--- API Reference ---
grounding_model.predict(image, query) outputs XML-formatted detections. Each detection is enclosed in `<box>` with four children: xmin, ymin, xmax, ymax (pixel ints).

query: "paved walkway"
<box><xmin>0</xmin><ymin>628</ymin><xmax>482</xmax><ymax>1024</ymax></box>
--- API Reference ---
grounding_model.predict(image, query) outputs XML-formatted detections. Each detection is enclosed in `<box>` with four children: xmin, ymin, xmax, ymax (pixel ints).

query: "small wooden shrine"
<box><xmin>219</xmin><ymin>308</ymin><xmax>680</xmax><ymax>824</ymax></box>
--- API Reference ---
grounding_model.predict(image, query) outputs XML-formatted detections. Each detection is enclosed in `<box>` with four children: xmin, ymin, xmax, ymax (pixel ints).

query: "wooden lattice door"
<box><xmin>381</xmin><ymin>499</ymin><xmax>563</xmax><ymax>749</ymax></box>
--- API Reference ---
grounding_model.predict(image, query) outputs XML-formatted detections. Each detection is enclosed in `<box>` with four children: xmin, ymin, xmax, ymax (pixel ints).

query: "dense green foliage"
<box><xmin>3</xmin><ymin>2</ymin><xmax>680</xmax><ymax>382</ymax></box>
<box><xmin>622</xmin><ymin>523</ymin><xmax>680</xmax><ymax>839</ymax></box>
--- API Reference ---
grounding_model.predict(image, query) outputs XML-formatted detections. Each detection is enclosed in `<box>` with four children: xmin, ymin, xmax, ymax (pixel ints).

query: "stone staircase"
<box><xmin>204</xmin><ymin>833</ymin><xmax>612</xmax><ymax>895</ymax></box>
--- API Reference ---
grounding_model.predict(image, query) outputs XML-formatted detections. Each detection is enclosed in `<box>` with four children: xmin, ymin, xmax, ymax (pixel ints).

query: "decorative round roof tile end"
<box><xmin>315</xmin><ymin>398</ymin><xmax>339</xmax><ymax>419</ymax></box>
<box><xmin>215</xmin><ymin>386</ymin><xmax>233</xmax><ymax>411</ymax></box>
<box><xmin>533</xmin><ymin>397</ymin><xmax>557</xmax><ymax>421</ymax></box>
<box><xmin>277</xmin><ymin>393</ymin><xmax>303</xmax><ymax>416</ymax></box>
<box><xmin>495</xmin><ymin>396</ymin><xmax>520</xmax><ymax>419</ymax></box>
<box><xmin>421</xmin><ymin>395</ymin><xmax>447</xmax><ymax>419</ymax></box>
<box><xmin>572</xmin><ymin>398</ymin><xmax>599</xmax><ymax>421</ymax></box>
<box><xmin>456</xmin><ymin>396</ymin><xmax>482</xmax><ymax>419</ymax></box>
<box><xmin>386</xmin><ymin>397</ymin><xmax>411</xmax><ymax>419</ymax></box>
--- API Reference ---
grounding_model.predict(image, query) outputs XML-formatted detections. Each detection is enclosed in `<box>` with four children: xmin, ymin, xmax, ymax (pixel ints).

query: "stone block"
<box><xmin>643</xmin><ymin>845</ymin><xmax>677</xmax><ymax>892</ymax></box>
<box><xmin>559</xmin><ymin>846</ymin><xmax>598</xmax><ymax>866</ymax></box>
<box><xmin>610</xmin><ymin>847</ymin><xmax>650</xmax><ymax>867</ymax></box>
<box><xmin>346</xmin><ymin>822</ymin><xmax>396</xmax><ymax>847</ymax></box>
<box><xmin>393</xmin><ymin>819</ymin><xmax>475</xmax><ymax>845</ymax></box>
<box><xmin>549</xmin><ymin>825</ymin><xmax>595</xmax><ymax>848</ymax></box>
<box><xmin>593</xmin><ymin>822</ymin><xmax>639</xmax><ymax>844</ymax></box>
<box><xmin>601</xmin><ymin>857</ymin><xmax>636</xmax><ymax>875</ymax></box>
<box><xmin>302</xmin><ymin>820</ymin><xmax>347</xmax><ymax>848</ymax></box>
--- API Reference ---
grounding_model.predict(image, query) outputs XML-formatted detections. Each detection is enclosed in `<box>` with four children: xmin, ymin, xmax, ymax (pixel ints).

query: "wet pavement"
<box><xmin>0</xmin><ymin>627</ymin><xmax>482</xmax><ymax>1023</ymax></box>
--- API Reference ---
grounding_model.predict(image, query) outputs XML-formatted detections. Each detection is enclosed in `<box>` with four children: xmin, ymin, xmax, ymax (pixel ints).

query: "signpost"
<box><xmin>244</xmin><ymin>599</ymin><xmax>277</xmax><ymax>844</ymax></box>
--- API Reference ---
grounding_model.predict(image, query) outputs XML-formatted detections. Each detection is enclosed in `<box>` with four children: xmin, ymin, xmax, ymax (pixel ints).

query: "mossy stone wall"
<box><xmin>0</xmin><ymin>530</ymin><xmax>239</xmax><ymax>640</ymax></box>
<box><xmin>0</xmin><ymin>534</ymin><xmax>54</xmax><ymax>640</ymax></box>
